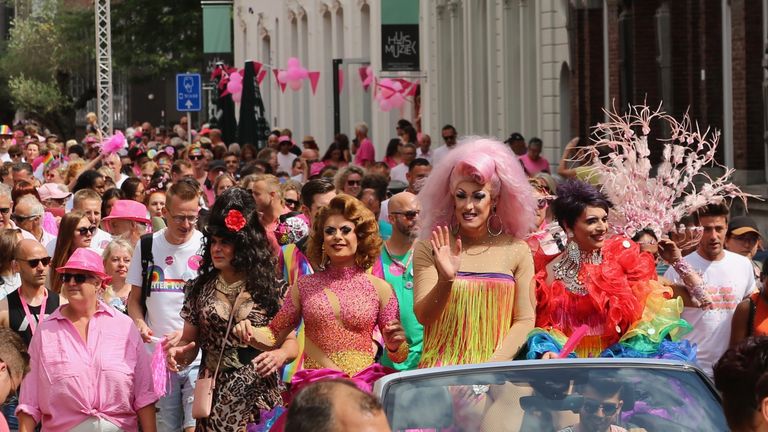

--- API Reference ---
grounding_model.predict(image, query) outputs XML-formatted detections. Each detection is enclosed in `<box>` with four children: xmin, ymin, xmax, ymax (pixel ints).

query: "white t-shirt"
<box><xmin>379</xmin><ymin>199</ymin><xmax>390</xmax><ymax>223</ymax></box>
<box><xmin>277</xmin><ymin>152</ymin><xmax>297</xmax><ymax>174</ymax></box>
<box><xmin>390</xmin><ymin>163</ymin><xmax>408</xmax><ymax>184</ymax></box>
<box><xmin>664</xmin><ymin>250</ymin><xmax>756</xmax><ymax>376</ymax></box>
<box><xmin>115</xmin><ymin>173</ymin><xmax>129</xmax><ymax>188</ymax></box>
<box><xmin>431</xmin><ymin>145</ymin><xmax>455</xmax><ymax>167</ymax></box>
<box><xmin>416</xmin><ymin>148</ymin><xmax>432</xmax><ymax>163</ymax></box>
<box><xmin>126</xmin><ymin>228</ymin><xmax>203</xmax><ymax>339</ymax></box>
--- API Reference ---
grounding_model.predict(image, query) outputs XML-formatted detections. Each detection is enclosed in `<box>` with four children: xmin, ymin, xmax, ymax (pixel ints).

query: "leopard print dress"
<box><xmin>181</xmin><ymin>277</ymin><xmax>284</xmax><ymax>431</ymax></box>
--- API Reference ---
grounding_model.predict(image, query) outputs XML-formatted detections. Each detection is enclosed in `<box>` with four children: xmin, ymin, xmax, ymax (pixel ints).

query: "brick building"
<box><xmin>569</xmin><ymin>0</ymin><xmax>766</xmax><ymax>184</ymax></box>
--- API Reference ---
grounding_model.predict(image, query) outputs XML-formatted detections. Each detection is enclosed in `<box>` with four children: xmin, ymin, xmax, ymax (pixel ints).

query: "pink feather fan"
<box><xmin>99</xmin><ymin>131</ymin><xmax>127</xmax><ymax>156</ymax></box>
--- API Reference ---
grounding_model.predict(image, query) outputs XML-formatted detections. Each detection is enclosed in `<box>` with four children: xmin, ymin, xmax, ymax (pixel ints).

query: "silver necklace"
<box><xmin>553</xmin><ymin>241</ymin><xmax>602</xmax><ymax>296</ymax></box>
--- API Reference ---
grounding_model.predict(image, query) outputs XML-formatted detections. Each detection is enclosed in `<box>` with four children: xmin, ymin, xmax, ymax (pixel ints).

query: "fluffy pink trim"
<box><xmin>99</xmin><ymin>131</ymin><xmax>126</xmax><ymax>156</ymax></box>
<box><xmin>418</xmin><ymin>137</ymin><xmax>536</xmax><ymax>240</ymax></box>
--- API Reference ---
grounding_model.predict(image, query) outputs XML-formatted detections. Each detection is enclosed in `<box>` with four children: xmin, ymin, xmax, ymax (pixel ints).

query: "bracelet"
<box><xmin>386</xmin><ymin>342</ymin><xmax>410</xmax><ymax>363</ymax></box>
<box><xmin>671</xmin><ymin>259</ymin><xmax>712</xmax><ymax>305</ymax></box>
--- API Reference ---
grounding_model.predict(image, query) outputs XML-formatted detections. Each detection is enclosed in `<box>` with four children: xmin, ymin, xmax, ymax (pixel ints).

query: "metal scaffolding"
<box><xmin>95</xmin><ymin>0</ymin><xmax>113</xmax><ymax>136</ymax></box>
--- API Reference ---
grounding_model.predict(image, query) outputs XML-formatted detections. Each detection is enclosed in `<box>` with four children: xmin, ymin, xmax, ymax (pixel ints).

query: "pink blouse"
<box><xmin>268</xmin><ymin>265</ymin><xmax>400</xmax><ymax>375</ymax></box>
<box><xmin>16</xmin><ymin>302</ymin><xmax>157</xmax><ymax>432</ymax></box>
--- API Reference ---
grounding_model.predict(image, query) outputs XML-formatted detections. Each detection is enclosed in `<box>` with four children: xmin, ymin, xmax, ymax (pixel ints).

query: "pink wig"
<box><xmin>418</xmin><ymin>137</ymin><xmax>536</xmax><ymax>240</ymax></box>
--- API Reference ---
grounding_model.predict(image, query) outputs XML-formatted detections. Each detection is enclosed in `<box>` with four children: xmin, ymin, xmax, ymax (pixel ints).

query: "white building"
<box><xmin>233</xmin><ymin>0</ymin><xmax>570</xmax><ymax>163</ymax></box>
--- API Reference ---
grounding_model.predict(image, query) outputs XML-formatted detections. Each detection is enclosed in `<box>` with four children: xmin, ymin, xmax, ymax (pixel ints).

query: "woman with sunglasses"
<box><xmin>526</xmin><ymin>179</ymin><xmax>565</xmax><ymax>265</ymax></box>
<box><xmin>49</xmin><ymin>211</ymin><xmax>96</xmax><ymax>295</ymax></box>
<box><xmin>16</xmin><ymin>248</ymin><xmax>158</xmax><ymax>432</ymax></box>
<box><xmin>334</xmin><ymin>166</ymin><xmax>364</xmax><ymax>197</ymax></box>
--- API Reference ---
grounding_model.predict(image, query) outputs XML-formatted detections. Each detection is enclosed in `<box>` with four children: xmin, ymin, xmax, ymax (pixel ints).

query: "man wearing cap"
<box><xmin>726</xmin><ymin>216</ymin><xmax>764</xmax><ymax>286</ymax></box>
<box><xmin>37</xmin><ymin>183</ymin><xmax>71</xmax><ymax>214</ymax></box>
<box><xmin>504</xmin><ymin>132</ymin><xmax>527</xmax><ymax>156</ymax></box>
<box><xmin>432</xmin><ymin>124</ymin><xmax>458</xmax><ymax>167</ymax></box>
<box><xmin>102</xmin><ymin>200</ymin><xmax>151</xmax><ymax>246</ymax></box>
<box><xmin>0</xmin><ymin>125</ymin><xmax>13</xmax><ymax>163</ymax></box>
<box><xmin>353</xmin><ymin>122</ymin><xmax>375</xmax><ymax>168</ymax></box>
<box><xmin>277</xmin><ymin>136</ymin><xmax>298</xmax><ymax>174</ymax></box>
<box><xmin>16</xmin><ymin>248</ymin><xmax>157</xmax><ymax>432</ymax></box>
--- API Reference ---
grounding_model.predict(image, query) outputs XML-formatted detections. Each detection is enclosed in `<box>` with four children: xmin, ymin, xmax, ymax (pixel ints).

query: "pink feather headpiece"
<box><xmin>98</xmin><ymin>131</ymin><xmax>127</xmax><ymax>156</ymax></box>
<box><xmin>589</xmin><ymin>103</ymin><xmax>757</xmax><ymax>239</ymax></box>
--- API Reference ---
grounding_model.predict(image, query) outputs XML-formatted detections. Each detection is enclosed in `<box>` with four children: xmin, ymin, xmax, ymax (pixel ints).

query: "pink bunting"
<box><xmin>358</xmin><ymin>66</ymin><xmax>374</xmax><ymax>91</ymax></box>
<box><xmin>308</xmin><ymin>71</ymin><xmax>321</xmax><ymax>95</ymax></box>
<box><xmin>257</xmin><ymin>69</ymin><xmax>267</xmax><ymax>85</ymax></box>
<box><xmin>273</xmin><ymin>69</ymin><xmax>287</xmax><ymax>93</ymax></box>
<box><xmin>406</xmin><ymin>80</ymin><xmax>419</xmax><ymax>97</ymax></box>
<box><xmin>338</xmin><ymin>69</ymin><xmax>344</xmax><ymax>94</ymax></box>
<box><xmin>253</xmin><ymin>62</ymin><xmax>263</xmax><ymax>78</ymax></box>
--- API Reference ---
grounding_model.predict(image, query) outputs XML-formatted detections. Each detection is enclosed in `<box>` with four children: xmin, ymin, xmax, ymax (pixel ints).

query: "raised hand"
<box><xmin>657</xmin><ymin>238</ymin><xmax>683</xmax><ymax>264</ymax></box>
<box><xmin>430</xmin><ymin>225</ymin><xmax>462</xmax><ymax>282</ymax></box>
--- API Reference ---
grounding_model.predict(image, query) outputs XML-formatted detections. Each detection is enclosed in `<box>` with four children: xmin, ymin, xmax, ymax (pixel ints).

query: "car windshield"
<box><xmin>379</xmin><ymin>362</ymin><xmax>727</xmax><ymax>432</ymax></box>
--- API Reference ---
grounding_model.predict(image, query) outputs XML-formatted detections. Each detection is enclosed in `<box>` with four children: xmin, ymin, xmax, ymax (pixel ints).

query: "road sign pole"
<box><xmin>187</xmin><ymin>112</ymin><xmax>192</xmax><ymax>145</ymax></box>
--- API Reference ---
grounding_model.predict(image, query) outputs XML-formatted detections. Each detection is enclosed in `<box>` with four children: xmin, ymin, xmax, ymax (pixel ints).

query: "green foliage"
<box><xmin>7</xmin><ymin>74</ymin><xmax>71</xmax><ymax>115</ymax></box>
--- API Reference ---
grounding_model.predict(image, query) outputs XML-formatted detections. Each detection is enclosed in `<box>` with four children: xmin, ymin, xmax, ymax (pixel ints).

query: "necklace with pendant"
<box><xmin>553</xmin><ymin>242</ymin><xmax>602</xmax><ymax>296</ymax></box>
<box><xmin>384</xmin><ymin>242</ymin><xmax>414</xmax><ymax>289</ymax></box>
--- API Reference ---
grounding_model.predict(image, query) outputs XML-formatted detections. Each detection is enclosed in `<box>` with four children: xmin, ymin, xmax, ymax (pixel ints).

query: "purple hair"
<box><xmin>417</xmin><ymin>137</ymin><xmax>536</xmax><ymax>240</ymax></box>
<box><xmin>552</xmin><ymin>179</ymin><xmax>613</xmax><ymax>230</ymax></box>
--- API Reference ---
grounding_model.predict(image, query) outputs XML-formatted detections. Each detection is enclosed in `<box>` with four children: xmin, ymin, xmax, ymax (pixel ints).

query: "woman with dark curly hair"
<box><xmin>166</xmin><ymin>187</ymin><xmax>298</xmax><ymax>431</ymax></box>
<box><xmin>251</xmin><ymin>194</ymin><xmax>407</xmax><ymax>379</ymax></box>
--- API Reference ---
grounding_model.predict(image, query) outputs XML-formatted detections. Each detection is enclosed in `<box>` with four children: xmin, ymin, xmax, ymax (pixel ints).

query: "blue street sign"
<box><xmin>176</xmin><ymin>73</ymin><xmax>201</xmax><ymax>112</ymax></box>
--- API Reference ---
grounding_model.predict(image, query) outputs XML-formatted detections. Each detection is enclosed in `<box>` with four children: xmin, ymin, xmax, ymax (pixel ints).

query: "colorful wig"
<box><xmin>418</xmin><ymin>137</ymin><xmax>536</xmax><ymax>240</ymax></box>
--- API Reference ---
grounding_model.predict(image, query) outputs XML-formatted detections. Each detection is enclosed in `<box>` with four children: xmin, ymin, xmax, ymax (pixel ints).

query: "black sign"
<box><xmin>381</xmin><ymin>24</ymin><xmax>420</xmax><ymax>72</ymax></box>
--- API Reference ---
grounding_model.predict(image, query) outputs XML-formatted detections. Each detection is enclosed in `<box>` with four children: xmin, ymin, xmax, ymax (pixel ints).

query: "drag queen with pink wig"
<box><xmin>413</xmin><ymin>137</ymin><xmax>538</xmax><ymax>367</ymax></box>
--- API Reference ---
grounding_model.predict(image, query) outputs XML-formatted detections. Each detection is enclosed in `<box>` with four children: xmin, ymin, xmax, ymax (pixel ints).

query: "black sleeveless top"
<box><xmin>7</xmin><ymin>289</ymin><xmax>60</xmax><ymax>346</ymax></box>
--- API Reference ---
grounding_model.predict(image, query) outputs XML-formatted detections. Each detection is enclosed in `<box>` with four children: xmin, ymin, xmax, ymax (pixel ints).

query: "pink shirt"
<box><xmin>520</xmin><ymin>154</ymin><xmax>550</xmax><ymax>175</ymax></box>
<box><xmin>354</xmin><ymin>138</ymin><xmax>375</xmax><ymax>166</ymax></box>
<box><xmin>16</xmin><ymin>302</ymin><xmax>157</xmax><ymax>432</ymax></box>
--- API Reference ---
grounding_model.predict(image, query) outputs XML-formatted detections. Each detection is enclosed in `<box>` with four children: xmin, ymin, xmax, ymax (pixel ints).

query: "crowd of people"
<box><xmin>0</xmin><ymin>109</ymin><xmax>765</xmax><ymax>432</ymax></box>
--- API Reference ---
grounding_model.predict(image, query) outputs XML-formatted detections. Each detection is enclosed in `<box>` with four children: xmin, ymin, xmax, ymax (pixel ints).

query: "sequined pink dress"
<box><xmin>267</xmin><ymin>265</ymin><xmax>402</xmax><ymax>376</ymax></box>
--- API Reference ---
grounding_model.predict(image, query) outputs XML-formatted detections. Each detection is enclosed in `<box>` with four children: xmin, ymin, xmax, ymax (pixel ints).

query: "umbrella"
<box><xmin>238</xmin><ymin>60</ymin><xmax>271</xmax><ymax>149</ymax></box>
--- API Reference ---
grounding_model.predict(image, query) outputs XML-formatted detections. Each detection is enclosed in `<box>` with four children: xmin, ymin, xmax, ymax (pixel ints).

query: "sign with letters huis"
<box><xmin>381</xmin><ymin>0</ymin><xmax>420</xmax><ymax>72</ymax></box>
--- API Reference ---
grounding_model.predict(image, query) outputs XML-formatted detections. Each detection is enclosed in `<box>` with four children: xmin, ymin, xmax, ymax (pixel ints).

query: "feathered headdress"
<box><xmin>588</xmin><ymin>103</ymin><xmax>757</xmax><ymax>239</ymax></box>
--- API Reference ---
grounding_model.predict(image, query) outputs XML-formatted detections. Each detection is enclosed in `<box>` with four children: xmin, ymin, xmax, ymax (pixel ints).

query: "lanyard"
<box><xmin>19</xmin><ymin>290</ymin><xmax>47</xmax><ymax>335</ymax></box>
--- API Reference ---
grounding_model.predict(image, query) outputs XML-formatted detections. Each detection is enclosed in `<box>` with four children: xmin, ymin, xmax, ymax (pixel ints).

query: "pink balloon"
<box><xmin>277</xmin><ymin>70</ymin><xmax>289</xmax><ymax>84</ymax></box>
<box><xmin>286</xmin><ymin>68</ymin><xmax>303</xmax><ymax>81</ymax></box>
<box><xmin>287</xmin><ymin>57</ymin><xmax>301</xmax><ymax>69</ymax></box>
<box><xmin>289</xmin><ymin>79</ymin><xmax>303</xmax><ymax>91</ymax></box>
<box><xmin>379</xmin><ymin>79</ymin><xmax>395</xmax><ymax>99</ymax></box>
<box><xmin>390</xmin><ymin>92</ymin><xmax>405</xmax><ymax>109</ymax></box>
<box><xmin>229</xmin><ymin>72</ymin><xmax>242</xmax><ymax>83</ymax></box>
<box><xmin>380</xmin><ymin>98</ymin><xmax>393</xmax><ymax>112</ymax></box>
<box><xmin>226</xmin><ymin>79</ymin><xmax>242</xmax><ymax>96</ymax></box>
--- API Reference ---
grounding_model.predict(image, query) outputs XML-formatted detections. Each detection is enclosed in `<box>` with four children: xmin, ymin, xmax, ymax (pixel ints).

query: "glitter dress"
<box><xmin>528</xmin><ymin>236</ymin><xmax>694</xmax><ymax>359</ymax></box>
<box><xmin>266</xmin><ymin>265</ymin><xmax>406</xmax><ymax>376</ymax></box>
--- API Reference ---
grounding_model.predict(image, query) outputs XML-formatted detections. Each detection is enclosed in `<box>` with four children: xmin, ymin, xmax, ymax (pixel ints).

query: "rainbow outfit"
<box><xmin>527</xmin><ymin>236</ymin><xmax>695</xmax><ymax>360</ymax></box>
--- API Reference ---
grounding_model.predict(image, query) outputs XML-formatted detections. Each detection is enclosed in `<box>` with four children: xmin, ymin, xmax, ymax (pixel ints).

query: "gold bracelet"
<box><xmin>387</xmin><ymin>342</ymin><xmax>410</xmax><ymax>363</ymax></box>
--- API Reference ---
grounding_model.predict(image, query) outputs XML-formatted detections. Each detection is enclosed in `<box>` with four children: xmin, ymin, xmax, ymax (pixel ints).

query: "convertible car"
<box><xmin>373</xmin><ymin>358</ymin><xmax>727</xmax><ymax>432</ymax></box>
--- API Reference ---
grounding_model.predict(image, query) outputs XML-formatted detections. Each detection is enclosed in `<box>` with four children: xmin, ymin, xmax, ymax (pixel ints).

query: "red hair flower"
<box><xmin>224</xmin><ymin>209</ymin><xmax>246</xmax><ymax>232</ymax></box>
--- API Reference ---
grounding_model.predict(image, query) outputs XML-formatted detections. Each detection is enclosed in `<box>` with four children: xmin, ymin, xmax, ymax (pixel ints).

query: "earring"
<box><xmin>566</xmin><ymin>240</ymin><xmax>580</xmax><ymax>263</ymax></box>
<box><xmin>319</xmin><ymin>244</ymin><xmax>327</xmax><ymax>271</ymax></box>
<box><xmin>487</xmin><ymin>209</ymin><xmax>503</xmax><ymax>237</ymax></box>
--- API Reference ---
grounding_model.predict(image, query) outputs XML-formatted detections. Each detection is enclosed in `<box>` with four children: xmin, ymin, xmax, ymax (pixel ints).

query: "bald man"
<box><xmin>375</xmin><ymin>192</ymin><xmax>423</xmax><ymax>370</ymax></box>
<box><xmin>286</xmin><ymin>380</ymin><xmax>391</xmax><ymax>432</ymax></box>
<box><xmin>0</xmin><ymin>240</ymin><xmax>62</xmax><ymax>346</ymax></box>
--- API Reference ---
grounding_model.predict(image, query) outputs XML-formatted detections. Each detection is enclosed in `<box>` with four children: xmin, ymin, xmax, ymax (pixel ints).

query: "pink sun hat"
<box><xmin>101</xmin><ymin>200</ymin><xmax>150</xmax><ymax>224</ymax></box>
<box><xmin>56</xmin><ymin>248</ymin><xmax>109</xmax><ymax>279</ymax></box>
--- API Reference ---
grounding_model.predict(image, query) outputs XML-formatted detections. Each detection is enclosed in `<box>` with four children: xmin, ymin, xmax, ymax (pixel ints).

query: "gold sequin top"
<box><xmin>267</xmin><ymin>265</ymin><xmax>402</xmax><ymax>376</ymax></box>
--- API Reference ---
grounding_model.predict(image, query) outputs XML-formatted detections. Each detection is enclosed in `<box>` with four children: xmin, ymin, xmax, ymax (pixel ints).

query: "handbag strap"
<box><xmin>210</xmin><ymin>287</ymin><xmax>246</xmax><ymax>387</ymax></box>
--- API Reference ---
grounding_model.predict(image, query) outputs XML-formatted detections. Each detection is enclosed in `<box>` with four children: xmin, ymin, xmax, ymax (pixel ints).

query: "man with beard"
<box><xmin>375</xmin><ymin>192</ymin><xmax>423</xmax><ymax>370</ymax></box>
<box><xmin>664</xmin><ymin>203</ymin><xmax>756</xmax><ymax>378</ymax></box>
<box><xmin>379</xmin><ymin>158</ymin><xmax>431</xmax><ymax>223</ymax></box>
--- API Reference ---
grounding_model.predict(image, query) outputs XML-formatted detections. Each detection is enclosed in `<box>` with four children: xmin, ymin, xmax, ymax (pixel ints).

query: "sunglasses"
<box><xmin>76</xmin><ymin>226</ymin><xmax>97</xmax><ymax>236</ymax></box>
<box><xmin>582</xmin><ymin>399</ymin><xmax>620</xmax><ymax>416</ymax></box>
<box><xmin>392</xmin><ymin>210</ymin><xmax>420</xmax><ymax>220</ymax></box>
<box><xmin>346</xmin><ymin>180</ymin><xmax>361</xmax><ymax>186</ymax></box>
<box><xmin>61</xmin><ymin>273</ymin><xmax>96</xmax><ymax>284</ymax></box>
<box><xmin>12</xmin><ymin>214</ymin><xmax>40</xmax><ymax>222</ymax></box>
<box><xmin>19</xmin><ymin>256</ymin><xmax>51</xmax><ymax>267</ymax></box>
<box><xmin>285</xmin><ymin>198</ymin><xmax>300</xmax><ymax>208</ymax></box>
<box><xmin>537</xmin><ymin>199</ymin><xmax>549</xmax><ymax>209</ymax></box>
<box><xmin>189</xmin><ymin>155</ymin><xmax>204</xmax><ymax>161</ymax></box>
<box><xmin>0</xmin><ymin>208</ymin><xmax>9</xmax><ymax>214</ymax></box>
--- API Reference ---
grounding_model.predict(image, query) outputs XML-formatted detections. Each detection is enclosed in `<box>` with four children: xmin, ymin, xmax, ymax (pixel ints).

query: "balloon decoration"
<box><xmin>375</xmin><ymin>79</ymin><xmax>406</xmax><ymax>112</ymax></box>
<box><xmin>227</xmin><ymin>71</ymin><xmax>244</xmax><ymax>103</ymax></box>
<box><xmin>277</xmin><ymin>57</ymin><xmax>310</xmax><ymax>91</ymax></box>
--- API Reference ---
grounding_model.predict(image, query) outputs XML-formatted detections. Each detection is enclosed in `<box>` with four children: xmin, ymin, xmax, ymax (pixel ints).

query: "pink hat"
<box><xmin>310</xmin><ymin>161</ymin><xmax>326</xmax><ymax>177</ymax></box>
<box><xmin>56</xmin><ymin>248</ymin><xmax>109</xmax><ymax>279</ymax></box>
<box><xmin>101</xmin><ymin>200</ymin><xmax>150</xmax><ymax>224</ymax></box>
<box><xmin>37</xmin><ymin>183</ymin><xmax>72</xmax><ymax>201</ymax></box>
<box><xmin>278</xmin><ymin>135</ymin><xmax>294</xmax><ymax>145</ymax></box>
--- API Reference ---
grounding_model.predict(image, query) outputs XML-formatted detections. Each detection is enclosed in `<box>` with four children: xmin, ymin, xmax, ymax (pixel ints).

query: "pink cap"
<box><xmin>56</xmin><ymin>248</ymin><xmax>109</xmax><ymax>279</ymax></box>
<box><xmin>278</xmin><ymin>135</ymin><xmax>293</xmax><ymax>145</ymax></box>
<box><xmin>102</xmin><ymin>200</ymin><xmax>150</xmax><ymax>224</ymax></box>
<box><xmin>310</xmin><ymin>161</ymin><xmax>326</xmax><ymax>177</ymax></box>
<box><xmin>37</xmin><ymin>183</ymin><xmax>72</xmax><ymax>201</ymax></box>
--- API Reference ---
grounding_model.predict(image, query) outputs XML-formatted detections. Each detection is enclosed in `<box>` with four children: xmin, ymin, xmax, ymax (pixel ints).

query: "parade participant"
<box><xmin>414</xmin><ymin>137</ymin><xmax>536</xmax><ymax>366</ymax></box>
<box><xmin>379</xmin><ymin>158</ymin><xmax>431</xmax><ymax>222</ymax></box>
<box><xmin>321</xmin><ymin>143</ymin><xmax>348</xmax><ymax>169</ymax></box>
<box><xmin>0</xmin><ymin>229</ymin><xmax>21</xmax><ymax>300</ymax></box>
<box><xmin>13</xmin><ymin>196</ymin><xmax>54</xmax><ymax>247</ymax></box>
<box><xmin>725</xmin><ymin>216</ymin><xmax>763</xmax><ymax>287</ymax></box>
<box><xmin>390</xmin><ymin>143</ymin><xmax>417</xmax><ymax>184</ymax></box>
<box><xmin>520</xmin><ymin>137</ymin><xmax>550</xmax><ymax>175</ymax></box>
<box><xmin>279</xmin><ymin>180</ymin><xmax>302</xmax><ymax>214</ymax></box>
<box><xmin>16</xmin><ymin>248</ymin><xmax>157</xmax><ymax>432</ymax></box>
<box><xmin>101</xmin><ymin>200</ymin><xmax>150</xmax><ymax>246</ymax></box>
<box><xmin>167</xmin><ymin>188</ymin><xmax>297</xmax><ymax>431</ymax></box>
<box><xmin>251</xmin><ymin>194</ymin><xmax>407</xmax><ymax>378</ymax></box>
<box><xmin>126</xmin><ymin>180</ymin><xmax>204</xmax><ymax>432</ymax></box>
<box><xmin>431</xmin><ymin>124</ymin><xmax>458</xmax><ymax>166</ymax></box>
<box><xmin>213</xmin><ymin>172</ymin><xmax>236</xmax><ymax>200</ymax></box>
<box><xmin>0</xmin><ymin>329</ymin><xmax>27</xmax><ymax>431</ymax></box>
<box><xmin>557</xmin><ymin>376</ymin><xmax>629</xmax><ymax>432</ymax></box>
<box><xmin>526</xmin><ymin>179</ymin><xmax>563</xmax><ymax>261</ymax></box>
<box><xmin>71</xmin><ymin>169</ymin><xmax>107</xmax><ymax>196</ymax></box>
<box><xmin>72</xmin><ymin>188</ymin><xmax>113</xmax><ymax>253</ymax></box>
<box><xmin>353</xmin><ymin>122</ymin><xmax>375</xmax><ymax>168</ymax></box>
<box><xmin>120</xmin><ymin>176</ymin><xmax>146</xmax><ymax>203</ymax></box>
<box><xmin>140</xmin><ymin>161</ymin><xmax>158</xmax><ymax>188</ymax></box>
<box><xmin>0</xmin><ymin>184</ymin><xmax>12</xmax><ymax>230</ymax></box>
<box><xmin>250</xmin><ymin>174</ymin><xmax>308</xmax><ymax>251</ymax></box>
<box><xmin>714</xmin><ymin>337</ymin><xmax>768</xmax><ymax>432</ymax></box>
<box><xmin>49</xmin><ymin>211</ymin><xmax>95</xmax><ymax>295</ymax></box>
<box><xmin>416</xmin><ymin>133</ymin><xmax>433</xmax><ymax>162</ymax></box>
<box><xmin>101</xmin><ymin>238</ymin><xmax>133</xmax><ymax>313</ymax></box>
<box><xmin>359</xmin><ymin>174</ymin><xmax>392</xmax><ymax>240</ymax></box>
<box><xmin>103</xmin><ymin>152</ymin><xmax>129</xmax><ymax>188</ymax></box>
<box><xmin>374</xmin><ymin>192</ymin><xmax>423</xmax><ymax>370</ymax></box>
<box><xmin>335</xmin><ymin>166</ymin><xmax>364</xmax><ymax>197</ymax></box>
<box><xmin>277</xmin><ymin>136</ymin><xmax>297</xmax><ymax>173</ymax></box>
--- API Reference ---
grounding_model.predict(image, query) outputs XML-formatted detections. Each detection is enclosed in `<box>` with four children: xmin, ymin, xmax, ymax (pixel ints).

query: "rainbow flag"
<box><xmin>0</xmin><ymin>125</ymin><xmax>11</xmax><ymax>136</ymax></box>
<box><xmin>42</xmin><ymin>152</ymin><xmax>55</xmax><ymax>166</ymax></box>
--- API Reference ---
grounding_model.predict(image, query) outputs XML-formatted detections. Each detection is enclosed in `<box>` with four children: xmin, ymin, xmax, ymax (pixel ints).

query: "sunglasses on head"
<box><xmin>392</xmin><ymin>210</ymin><xmax>420</xmax><ymax>220</ymax></box>
<box><xmin>582</xmin><ymin>399</ymin><xmax>620</xmax><ymax>416</ymax></box>
<box><xmin>20</xmin><ymin>256</ymin><xmax>51</xmax><ymax>267</ymax></box>
<box><xmin>76</xmin><ymin>226</ymin><xmax>97</xmax><ymax>236</ymax></box>
<box><xmin>61</xmin><ymin>273</ymin><xmax>96</xmax><ymax>284</ymax></box>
